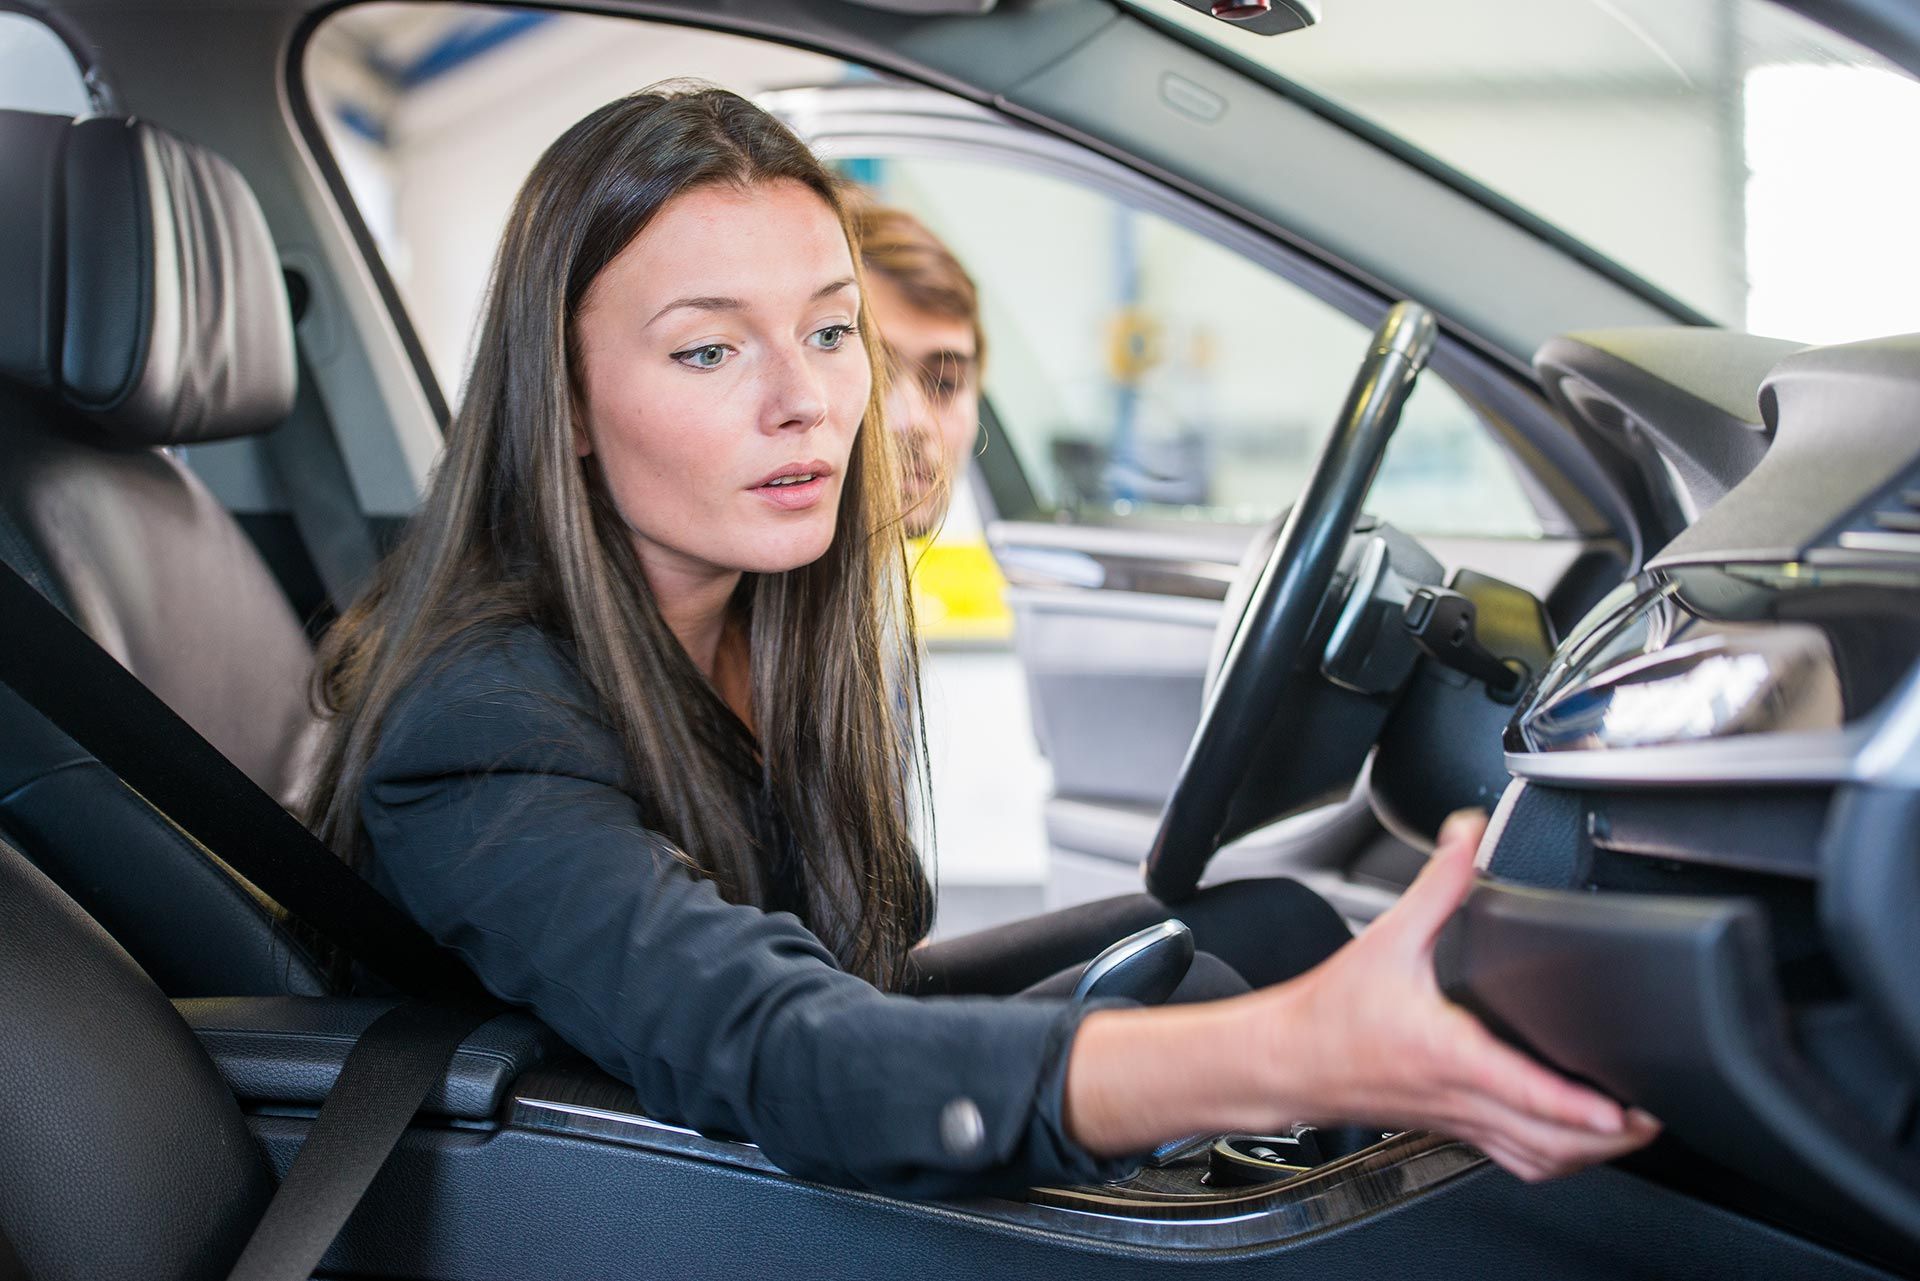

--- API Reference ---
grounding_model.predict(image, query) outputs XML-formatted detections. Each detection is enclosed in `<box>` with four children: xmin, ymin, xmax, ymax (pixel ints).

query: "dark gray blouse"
<box><xmin>357</xmin><ymin>622</ymin><xmax>1130</xmax><ymax>1196</ymax></box>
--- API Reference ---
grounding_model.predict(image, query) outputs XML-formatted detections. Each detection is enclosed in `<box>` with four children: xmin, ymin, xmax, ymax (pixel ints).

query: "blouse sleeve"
<box><xmin>358</xmin><ymin>625</ymin><xmax>1138</xmax><ymax>1197</ymax></box>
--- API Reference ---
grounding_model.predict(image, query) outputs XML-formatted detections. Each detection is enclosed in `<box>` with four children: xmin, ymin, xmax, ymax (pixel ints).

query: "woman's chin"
<box><xmin>733</xmin><ymin>515</ymin><xmax>838</xmax><ymax>574</ymax></box>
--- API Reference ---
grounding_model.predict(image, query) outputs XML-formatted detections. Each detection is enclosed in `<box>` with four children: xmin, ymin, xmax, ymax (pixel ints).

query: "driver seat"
<box><xmin>0</xmin><ymin>835</ymin><xmax>270</xmax><ymax>1279</ymax></box>
<box><xmin>0</xmin><ymin>108</ymin><xmax>329</xmax><ymax>995</ymax></box>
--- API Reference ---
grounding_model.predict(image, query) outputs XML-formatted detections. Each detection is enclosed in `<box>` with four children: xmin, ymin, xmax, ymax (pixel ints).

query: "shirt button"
<box><xmin>939</xmin><ymin>1097</ymin><xmax>986</xmax><ymax>1158</ymax></box>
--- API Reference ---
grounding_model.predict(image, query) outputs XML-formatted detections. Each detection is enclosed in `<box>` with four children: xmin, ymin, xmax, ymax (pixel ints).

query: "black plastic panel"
<box><xmin>1438</xmin><ymin>878</ymin><xmax>1920</xmax><ymax>1262</ymax></box>
<box><xmin>1535</xmin><ymin>328</ymin><xmax>1798</xmax><ymax>515</ymax></box>
<box><xmin>179</xmin><ymin>996</ymin><xmax>562</xmax><ymax>1120</ymax></box>
<box><xmin>1654</xmin><ymin>334</ymin><xmax>1920</xmax><ymax>569</ymax></box>
<box><xmin>1588</xmin><ymin>787</ymin><xmax>1831</xmax><ymax>879</ymax></box>
<box><xmin>245</xmin><ymin>1116</ymin><xmax>1906</xmax><ymax>1280</ymax></box>
<box><xmin>1823</xmin><ymin>788</ymin><xmax>1920</xmax><ymax>1089</ymax></box>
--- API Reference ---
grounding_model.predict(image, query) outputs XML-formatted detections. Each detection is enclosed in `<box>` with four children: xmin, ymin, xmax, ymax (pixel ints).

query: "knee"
<box><xmin>1180</xmin><ymin>877</ymin><xmax>1352</xmax><ymax>984</ymax></box>
<box><xmin>1168</xmin><ymin>951</ymin><xmax>1252</xmax><ymax>1004</ymax></box>
<box><xmin>1203</xmin><ymin>876</ymin><xmax>1349</xmax><ymax>940</ymax></box>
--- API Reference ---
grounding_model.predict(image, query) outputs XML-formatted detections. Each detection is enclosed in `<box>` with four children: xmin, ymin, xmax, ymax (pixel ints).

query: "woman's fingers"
<box><xmin>1452</xmin><ymin>1093</ymin><xmax>1653</xmax><ymax>1180</ymax></box>
<box><xmin>1441</xmin><ymin>1008</ymin><xmax>1627</xmax><ymax>1134</ymax></box>
<box><xmin>1472</xmin><ymin>1135</ymin><xmax>1554</xmax><ymax>1183</ymax></box>
<box><xmin>1373</xmin><ymin>808</ymin><xmax>1487</xmax><ymax>956</ymax></box>
<box><xmin>1429</xmin><ymin>1015</ymin><xmax>1664</xmax><ymax>1177</ymax></box>
<box><xmin>1437</xmin><ymin>807</ymin><xmax>1489</xmax><ymax>854</ymax></box>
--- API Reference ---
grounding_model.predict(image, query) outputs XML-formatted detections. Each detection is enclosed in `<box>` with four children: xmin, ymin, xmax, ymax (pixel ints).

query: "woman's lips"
<box><xmin>751</xmin><ymin>472</ymin><xmax>832</xmax><ymax>510</ymax></box>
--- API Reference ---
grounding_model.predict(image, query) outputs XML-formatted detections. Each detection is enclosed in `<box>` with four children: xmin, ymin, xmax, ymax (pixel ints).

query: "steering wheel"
<box><xmin>1145</xmin><ymin>301</ymin><xmax>1438</xmax><ymax>902</ymax></box>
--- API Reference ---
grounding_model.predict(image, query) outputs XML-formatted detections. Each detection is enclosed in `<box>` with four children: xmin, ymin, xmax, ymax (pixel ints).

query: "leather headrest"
<box><xmin>0</xmin><ymin>110</ymin><xmax>295</xmax><ymax>445</ymax></box>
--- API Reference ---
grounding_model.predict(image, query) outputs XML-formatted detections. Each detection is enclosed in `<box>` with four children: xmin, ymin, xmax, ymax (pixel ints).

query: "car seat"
<box><xmin>0</xmin><ymin>108</ymin><xmax>330</xmax><ymax>995</ymax></box>
<box><xmin>0</xmin><ymin>835</ymin><xmax>272</xmax><ymax>1279</ymax></box>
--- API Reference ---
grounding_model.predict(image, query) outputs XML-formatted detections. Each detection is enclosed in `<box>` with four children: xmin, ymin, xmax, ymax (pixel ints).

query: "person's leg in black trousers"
<box><xmin>906</xmin><ymin>877</ymin><xmax>1351</xmax><ymax>999</ymax></box>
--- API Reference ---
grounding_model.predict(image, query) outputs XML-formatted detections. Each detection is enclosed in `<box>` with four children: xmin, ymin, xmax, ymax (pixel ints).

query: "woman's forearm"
<box><xmin>1060</xmin><ymin>812</ymin><xmax>1661</xmax><ymax>1180</ymax></box>
<box><xmin>1062</xmin><ymin>992</ymin><xmax>1298</xmax><ymax>1157</ymax></box>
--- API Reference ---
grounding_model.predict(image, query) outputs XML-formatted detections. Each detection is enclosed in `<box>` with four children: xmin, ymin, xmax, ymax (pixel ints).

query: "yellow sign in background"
<box><xmin>908</xmin><ymin>537</ymin><xmax>1012</xmax><ymax>646</ymax></box>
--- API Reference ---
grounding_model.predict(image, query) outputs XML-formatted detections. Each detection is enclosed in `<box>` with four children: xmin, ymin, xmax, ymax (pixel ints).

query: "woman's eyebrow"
<box><xmin>644</xmin><ymin>278</ymin><xmax>857</xmax><ymax>329</ymax></box>
<box><xmin>646</xmin><ymin>295</ymin><xmax>740</xmax><ymax>328</ymax></box>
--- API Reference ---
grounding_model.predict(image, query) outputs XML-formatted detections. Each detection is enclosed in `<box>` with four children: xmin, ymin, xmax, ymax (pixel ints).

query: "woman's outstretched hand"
<box><xmin>1257</xmin><ymin>809</ymin><xmax>1660</xmax><ymax>1180</ymax></box>
<box><xmin>1063</xmin><ymin>810</ymin><xmax>1660</xmax><ymax>1180</ymax></box>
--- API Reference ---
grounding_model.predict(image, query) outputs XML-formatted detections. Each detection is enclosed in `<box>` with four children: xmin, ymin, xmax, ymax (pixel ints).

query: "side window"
<box><xmin>860</xmin><ymin>156</ymin><xmax>1542</xmax><ymax>539</ymax></box>
<box><xmin>0</xmin><ymin>13</ymin><xmax>92</xmax><ymax>115</ymax></box>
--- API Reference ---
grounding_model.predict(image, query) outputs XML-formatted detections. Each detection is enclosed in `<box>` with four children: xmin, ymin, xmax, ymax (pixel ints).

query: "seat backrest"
<box><xmin>0</xmin><ymin>108</ymin><xmax>332</xmax><ymax>995</ymax></box>
<box><xmin>0</xmin><ymin>837</ymin><xmax>271</xmax><ymax>1279</ymax></box>
<box><xmin>0</xmin><ymin>683</ymin><xmax>329</xmax><ymax>996</ymax></box>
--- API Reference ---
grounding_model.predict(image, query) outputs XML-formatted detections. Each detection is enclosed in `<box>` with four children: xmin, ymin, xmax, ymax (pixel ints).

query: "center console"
<box><xmin>505</xmin><ymin>1058</ymin><xmax>1482</xmax><ymax>1249</ymax></box>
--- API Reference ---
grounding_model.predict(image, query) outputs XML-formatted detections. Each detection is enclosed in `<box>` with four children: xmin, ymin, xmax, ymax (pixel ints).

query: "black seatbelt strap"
<box><xmin>260</xmin><ymin>352</ymin><xmax>382</xmax><ymax>610</ymax></box>
<box><xmin>225</xmin><ymin>1000</ymin><xmax>493</xmax><ymax>1281</ymax></box>
<box><xmin>0</xmin><ymin>556</ymin><xmax>481</xmax><ymax>1000</ymax></box>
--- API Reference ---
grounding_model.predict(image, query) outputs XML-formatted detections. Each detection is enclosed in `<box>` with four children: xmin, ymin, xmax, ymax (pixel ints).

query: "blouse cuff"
<box><xmin>1026</xmin><ymin>997</ymin><xmax>1147</xmax><ymax>1187</ymax></box>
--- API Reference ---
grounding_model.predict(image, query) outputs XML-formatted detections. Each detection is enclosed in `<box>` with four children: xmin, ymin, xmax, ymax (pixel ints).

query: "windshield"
<box><xmin>1133</xmin><ymin>0</ymin><xmax>1920</xmax><ymax>344</ymax></box>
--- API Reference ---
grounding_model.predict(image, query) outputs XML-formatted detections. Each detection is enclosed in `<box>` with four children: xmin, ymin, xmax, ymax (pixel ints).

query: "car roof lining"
<box><xmin>52</xmin><ymin>0</ymin><xmax>1695</xmax><ymax>358</ymax></box>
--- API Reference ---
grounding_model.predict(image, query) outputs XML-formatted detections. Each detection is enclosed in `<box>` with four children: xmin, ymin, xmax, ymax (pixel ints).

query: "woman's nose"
<box><xmin>766</xmin><ymin>344</ymin><xmax>831</xmax><ymax>432</ymax></box>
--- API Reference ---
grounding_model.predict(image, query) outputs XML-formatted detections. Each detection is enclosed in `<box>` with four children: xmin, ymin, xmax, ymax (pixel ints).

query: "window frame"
<box><xmin>768</xmin><ymin>83</ymin><xmax>1583</xmax><ymax>540</ymax></box>
<box><xmin>286</xmin><ymin>1</ymin><xmax>455</xmax><ymax>433</ymax></box>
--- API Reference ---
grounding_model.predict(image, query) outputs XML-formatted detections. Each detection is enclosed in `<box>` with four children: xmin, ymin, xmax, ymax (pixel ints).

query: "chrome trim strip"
<box><xmin>1858</xmin><ymin>665</ymin><xmax>1920</xmax><ymax>787</ymax></box>
<box><xmin>1014</xmin><ymin>1131</ymin><xmax>1484</xmax><ymax>1246</ymax></box>
<box><xmin>1507</xmin><ymin>657</ymin><xmax>1920</xmax><ymax>789</ymax></box>
<box><xmin>988</xmin><ymin>518</ymin><xmax>1252</xmax><ymax>567</ymax></box>
<box><xmin>509</xmin><ymin>1082</ymin><xmax>1484</xmax><ymax>1251</ymax></box>
<box><xmin>1070</xmin><ymin>919</ymin><xmax>1191</xmax><ymax>1001</ymax></box>
<box><xmin>509</xmin><ymin>1096</ymin><xmax>782</xmax><ymax>1177</ymax></box>
<box><xmin>1504</xmin><ymin>727</ymin><xmax>1871</xmax><ymax>788</ymax></box>
<box><xmin>1838</xmin><ymin>529</ymin><xmax>1920</xmax><ymax>555</ymax></box>
<box><xmin>1004</xmin><ymin>585</ymin><xmax>1223</xmax><ymax>627</ymax></box>
<box><xmin>990</xmin><ymin>523</ymin><xmax>1245</xmax><ymax>602</ymax></box>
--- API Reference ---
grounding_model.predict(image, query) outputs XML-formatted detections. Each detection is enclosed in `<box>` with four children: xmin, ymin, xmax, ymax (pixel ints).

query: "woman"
<box><xmin>308</xmin><ymin>85</ymin><xmax>1655</xmax><ymax>1197</ymax></box>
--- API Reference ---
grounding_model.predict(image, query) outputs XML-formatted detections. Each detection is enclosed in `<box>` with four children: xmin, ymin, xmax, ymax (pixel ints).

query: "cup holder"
<box><xmin>1203</xmin><ymin>1125</ymin><xmax>1398</xmax><ymax>1187</ymax></box>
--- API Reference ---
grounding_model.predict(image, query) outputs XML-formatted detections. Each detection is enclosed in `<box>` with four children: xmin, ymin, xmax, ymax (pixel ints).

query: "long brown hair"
<box><xmin>306</xmin><ymin>85</ymin><xmax>933</xmax><ymax>990</ymax></box>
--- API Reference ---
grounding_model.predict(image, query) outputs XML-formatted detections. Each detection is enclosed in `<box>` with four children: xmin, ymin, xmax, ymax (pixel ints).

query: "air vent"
<box><xmin>1836</xmin><ymin>479</ymin><xmax>1920</xmax><ymax>556</ymax></box>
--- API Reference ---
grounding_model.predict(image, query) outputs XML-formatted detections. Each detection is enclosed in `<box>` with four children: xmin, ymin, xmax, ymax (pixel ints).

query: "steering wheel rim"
<box><xmin>1145</xmin><ymin>301</ymin><xmax>1439</xmax><ymax>902</ymax></box>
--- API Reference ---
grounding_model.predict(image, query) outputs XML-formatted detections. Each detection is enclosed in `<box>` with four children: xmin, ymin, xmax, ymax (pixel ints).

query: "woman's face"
<box><xmin>572</xmin><ymin>179</ymin><xmax>870</xmax><ymax>589</ymax></box>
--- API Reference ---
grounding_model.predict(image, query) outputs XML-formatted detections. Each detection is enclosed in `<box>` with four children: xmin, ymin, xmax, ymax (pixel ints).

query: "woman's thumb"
<box><xmin>1381</xmin><ymin>808</ymin><xmax>1486</xmax><ymax>951</ymax></box>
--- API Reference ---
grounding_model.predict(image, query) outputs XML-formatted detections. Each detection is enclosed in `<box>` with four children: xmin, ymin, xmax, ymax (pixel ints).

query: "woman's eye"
<box><xmin>810</xmin><ymin>324</ymin><xmax>856</xmax><ymax>351</ymax></box>
<box><xmin>673</xmin><ymin>344</ymin><xmax>732</xmax><ymax>370</ymax></box>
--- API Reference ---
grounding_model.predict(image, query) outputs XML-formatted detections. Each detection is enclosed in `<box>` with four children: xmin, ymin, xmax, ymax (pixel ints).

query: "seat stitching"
<box><xmin>0</xmin><ymin>756</ymin><xmax>94</xmax><ymax>810</ymax></box>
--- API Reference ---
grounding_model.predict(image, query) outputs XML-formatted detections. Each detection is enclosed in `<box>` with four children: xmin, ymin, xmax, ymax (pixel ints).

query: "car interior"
<box><xmin>2</xmin><ymin>0</ymin><xmax>1918</xmax><ymax>1278</ymax></box>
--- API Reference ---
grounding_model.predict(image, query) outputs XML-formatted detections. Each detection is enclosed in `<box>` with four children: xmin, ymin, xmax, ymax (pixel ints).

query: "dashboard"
<box><xmin>1444</xmin><ymin>329</ymin><xmax>1920</xmax><ymax>1271</ymax></box>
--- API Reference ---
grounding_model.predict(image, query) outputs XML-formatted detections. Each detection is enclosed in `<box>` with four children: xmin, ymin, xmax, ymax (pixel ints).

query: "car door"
<box><xmin>769</xmin><ymin>84</ymin><xmax>1618</xmax><ymax>917</ymax></box>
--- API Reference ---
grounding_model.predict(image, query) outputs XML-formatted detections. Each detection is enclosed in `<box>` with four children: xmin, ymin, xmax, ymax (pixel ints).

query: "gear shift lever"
<box><xmin>1072</xmin><ymin>919</ymin><xmax>1194</xmax><ymax>1005</ymax></box>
